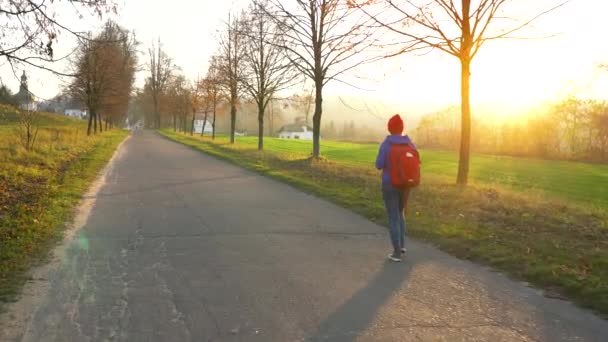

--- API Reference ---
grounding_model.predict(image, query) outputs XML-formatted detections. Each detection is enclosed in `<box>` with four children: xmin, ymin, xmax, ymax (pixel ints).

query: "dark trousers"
<box><xmin>382</xmin><ymin>184</ymin><xmax>409</xmax><ymax>254</ymax></box>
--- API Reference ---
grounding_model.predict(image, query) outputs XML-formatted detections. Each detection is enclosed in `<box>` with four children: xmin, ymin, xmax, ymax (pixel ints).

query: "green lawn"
<box><xmin>162</xmin><ymin>130</ymin><xmax>608</xmax><ymax>316</ymax></box>
<box><xmin>0</xmin><ymin>105</ymin><xmax>128</xmax><ymax>307</ymax></box>
<box><xmin>222</xmin><ymin>135</ymin><xmax>608</xmax><ymax>208</ymax></box>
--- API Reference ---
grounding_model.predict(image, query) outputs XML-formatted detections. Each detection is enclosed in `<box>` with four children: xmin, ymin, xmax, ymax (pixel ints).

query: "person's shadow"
<box><xmin>307</xmin><ymin>260</ymin><xmax>413</xmax><ymax>341</ymax></box>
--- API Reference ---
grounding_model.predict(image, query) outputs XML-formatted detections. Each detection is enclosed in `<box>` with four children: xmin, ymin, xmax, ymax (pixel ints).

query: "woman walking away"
<box><xmin>375</xmin><ymin>114</ymin><xmax>420</xmax><ymax>262</ymax></box>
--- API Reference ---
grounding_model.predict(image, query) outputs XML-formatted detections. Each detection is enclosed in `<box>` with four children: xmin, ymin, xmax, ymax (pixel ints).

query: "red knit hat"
<box><xmin>387</xmin><ymin>114</ymin><xmax>404</xmax><ymax>135</ymax></box>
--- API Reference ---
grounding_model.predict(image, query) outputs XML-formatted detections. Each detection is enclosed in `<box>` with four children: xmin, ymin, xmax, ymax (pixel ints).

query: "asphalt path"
<box><xmin>2</xmin><ymin>130</ymin><xmax>606</xmax><ymax>341</ymax></box>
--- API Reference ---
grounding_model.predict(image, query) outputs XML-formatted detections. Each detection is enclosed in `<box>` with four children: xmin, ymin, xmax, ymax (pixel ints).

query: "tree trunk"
<box><xmin>191</xmin><ymin>109</ymin><xmax>196</xmax><ymax>136</ymax></box>
<box><xmin>173</xmin><ymin>114</ymin><xmax>177</xmax><ymax>132</ymax></box>
<box><xmin>202</xmin><ymin>112</ymin><xmax>209</xmax><ymax>137</ymax></box>
<box><xmin>457</xmin><ymin>58</ymin><xmax>471</xmax><ymax>186</ymax></box>
<box><xmin>153</xmin><ymin>94</ymin><xmax>160</xmax><ymax>129</ymax></box>
<box><xmin>93</xmin><ymin>113</ymin><xmax>98</xmax><ymax>134</ymax></box>
<box><xmin>269</xmin><ymin>100</ymin><xmax>274</xmax><ymax>137</ymax></box>
<box><xmin>312</xmin><ymin>81</ymin><xmax>323</xmax><ymax>158</ymax></box>
<box><xmin>258</xmin><ymin>102</ymin><xmax>264</xmax><ymax>151</ymax></box>
<box><xmin>212</xmin><ymin>103</ymin><xmax>217</xmax><ymax>140</ymax></box>
<box><xmin>87</xmin><ymin>111</ymin><xmax>93</xmax><ymax>136</ymax></box>
<box><xmin>230</xmin><ymin>102</ymin><xmax>236</xmax><ymax>144</ymax></box>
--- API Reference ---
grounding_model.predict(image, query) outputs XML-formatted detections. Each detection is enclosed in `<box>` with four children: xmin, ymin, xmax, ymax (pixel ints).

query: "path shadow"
<box><xmin>307</xmin><ymin>260</ymin><xmax>413</xmax><ymax>341</ymax></box>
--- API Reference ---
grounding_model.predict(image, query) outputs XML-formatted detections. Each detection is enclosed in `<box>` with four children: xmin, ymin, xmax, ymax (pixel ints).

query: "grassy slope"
<box><xmin>0</xmin><ymin>105</ymin><xmax>128</xmax><ymax>305</ymax></box>
<box><xmin>160</xmin><ymin>130</ymin><xmax>608</xmax><ymax>316</ymax></box>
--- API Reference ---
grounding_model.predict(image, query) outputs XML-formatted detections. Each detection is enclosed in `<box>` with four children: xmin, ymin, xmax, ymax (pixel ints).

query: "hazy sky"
<box><xmin>2</xmin><ymin>0</ymin><xmax>607</xmax><ymax>118</ymax></box>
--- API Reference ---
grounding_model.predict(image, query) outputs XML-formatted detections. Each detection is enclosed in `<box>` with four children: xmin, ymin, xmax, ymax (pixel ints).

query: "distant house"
<box><xmin>193</xmin><ymin>119</ymin><xmax>213</xmax><ymax>134</ymax></box>
<box><xmin>20</xmin><ymin>102</ymin><xmax>37</xmax><ymax>112</ymax></box>
<box><xmin>64</xmin><ymin>109</ymin><xmax>87</xmax><ymax>119</ymax></box>
<box><xmin>278</xmin><ymin>117</ymin><xmax>314</xmax><ymax>140</ymax></box>
<box><xmin>126</xmin><ymin>118</ymin><xmax>143</xmax><ymax>130</ymax></box>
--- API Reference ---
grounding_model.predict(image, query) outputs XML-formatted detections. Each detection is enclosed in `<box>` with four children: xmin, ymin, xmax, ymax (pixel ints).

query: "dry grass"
<box><xmin>0</xmin><ymin>105</ymin><xmax>128</xmax><ymax>306</ymax></box>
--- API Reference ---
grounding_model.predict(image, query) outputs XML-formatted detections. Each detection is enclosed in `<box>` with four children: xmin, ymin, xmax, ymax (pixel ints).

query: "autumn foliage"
<box><xmin>69</xmin><ymin>21</ymin><xmax>138</xmax><ymax>135</ymax></box>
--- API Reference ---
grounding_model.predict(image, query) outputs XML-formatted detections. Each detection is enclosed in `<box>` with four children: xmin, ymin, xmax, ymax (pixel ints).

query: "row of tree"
<box><xmin>68</xmin><ymin>21</ymin><xmax>138</xmax><ymax>135</ymax></box>
<box><xmin>34</xmin><ymin>0</ymin><xmax>567</xmax><ymax>186</ymax></box>
<box><xmin>133</xmin><ymin>1</ymin><xmax>302</xmax><ymax>149</ymax></box>
<box><xmin>210</xmin><ymin>2</ymin><xmax>296</xmax><ymax>149</ymax></box>
<box><xmin>193</xmin><ymin>0</ymin><xmax>567</xmax><ymax>186</ymax></box>
<box><xmin>1</xmin><ymin>0</ymin><xmax>573</xmax><ymax>185</ymax></box>
<box><xmin>129</xmin><ymin>41</ymin><xmax>222</xmax><ymax>139</ymax></box>
<box><xmin>415</xmin><ymin>97</ymin><xmax>608</xmax><ymax>162</ymax></box>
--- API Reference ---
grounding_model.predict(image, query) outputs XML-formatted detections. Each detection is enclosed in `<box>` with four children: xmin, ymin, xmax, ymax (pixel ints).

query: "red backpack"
<box><xmin>389</xmin><ymin>143</ymin><xmax>420</xmax><ymax>188</ymax></box>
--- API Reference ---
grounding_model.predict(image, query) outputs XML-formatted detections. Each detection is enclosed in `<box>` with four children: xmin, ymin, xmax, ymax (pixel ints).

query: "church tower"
<box><xmin>17</xmin><ymin>70</ymin><xmax>33</xmax><ymax>108</ymax></box>
<box><xmin>20</xmin><ymin>71</ymin><xmax>27</xmax><ymax>87</ymax></box>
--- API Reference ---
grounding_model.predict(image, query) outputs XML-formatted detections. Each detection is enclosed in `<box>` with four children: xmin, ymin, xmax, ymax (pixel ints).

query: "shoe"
<box><xmin>401</xmin><ymin>248</ymin><xmax>407</xmax><ymax>254</ymax></box>
<box><xmin>388</xmin><ymin>253</ymin><xmax>402</xmax><ymax>262</ymax></box>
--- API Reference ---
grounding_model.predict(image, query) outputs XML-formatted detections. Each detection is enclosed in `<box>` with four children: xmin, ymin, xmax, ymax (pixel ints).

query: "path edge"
<box><xmin>0</xmin><ymin>134</ymin><xmax>132</xmax><ymax>341</ymax></box>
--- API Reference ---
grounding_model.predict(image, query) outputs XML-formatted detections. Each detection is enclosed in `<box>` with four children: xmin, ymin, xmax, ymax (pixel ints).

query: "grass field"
<box><xmin>161</xmin><ymin>130</ymin><xmax>608</xmax><ymax>316</ymax></box>
<box><xmin>0</xmin><ymin>105</ymin><xmax>128</xmax><ymax>306</ymax></box>
<box><xmin>217</xmin><ymin>135</ymin><xmax>608</xmax><ymax>208</ymax></box>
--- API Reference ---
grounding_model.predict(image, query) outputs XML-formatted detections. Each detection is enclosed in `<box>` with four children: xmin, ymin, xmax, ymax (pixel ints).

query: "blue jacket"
<box><xmin>375</xmin><ymin>135</ymin><xmax>416</xmax><ymax>185</ymax></box>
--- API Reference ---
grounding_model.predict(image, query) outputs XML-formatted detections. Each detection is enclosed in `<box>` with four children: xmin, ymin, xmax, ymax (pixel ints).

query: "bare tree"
<box><xmin>242</xmin><ymin>0</ymin><xmax>297</xmax><ymax>150</ymax></box>
<box><xmin>0</xmin><ymin>0</ymin><xmax>116</xmax><ymax>77</ymax></box>
<box><xmin>181</xmin><ymin>86</ymin><xmax>192</xmax><ymax>132</ymax></box>
<box><xmin>17</xmin><ymin>108</ymin><xmax>39</xmax><ymax>151</ymax></box>
<box><xmin>148</xmin><ymin>39</ymin><xmax>174</xmax><ymax>128</ymax></box>
<box><xmin>99</xmin><ymin>24</ymin><xmax>138</xmax><ymax>130</ymax></box>
<box><xmin>166</xmin><ymin>74</ymin><xmax>190</xmax><ymax>132</ymax></box>
<box><xmin>204</xmin><ymin>56</ymin><xmax>223</xmax><ymax>140</ymax></box>
<box><xmin>190</xmin><ymin>78</ymin><xmax>204</xmax><ymax>136</ymax></box>
<box><xmin>217</xmin><ymin>13</ymin><xmax>246</xmax><ymax>144</ymax></box>
<box><xmin>351</xmin><ymin>0</ymin><xmax>566</xmax><ymax>185</ymax></box>
<box><xmin>265</xmin><ymin>0</ymin><xmax>378</xmax><ymax>158</ymax></box>
<box><xmin>136</xmin><ymin>82</ymin><xmax>156</xmax><ymax>127</ymax></box>
<box><xmin>290</xmin><ymin>88</ymin><xmax>314</xmax><ymax>124</ymax></box>
<box><xmin>69</xmin><ymin>35</ymin><xmax>101</xmax><ymax>135</ymax></box>
<box><xmin>69</xmin><ymin>21</ymin><xmax>137</xmax><ymax>136</ymax></box>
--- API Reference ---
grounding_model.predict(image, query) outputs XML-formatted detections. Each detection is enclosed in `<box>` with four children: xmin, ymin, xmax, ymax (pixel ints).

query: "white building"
<box><xmin>64</xmin><ymin>109</ymin><xmax>87</xmax><ymax>119</ymax></box>
<box><xmin>16</xmin><ymin>71</ymin><xmax>37</xmax><ymax>111</ymax></box>
<box><xmin>193</xmin><ymin>119</ymin><xmax>213</xmax><ymax>134</ymax></box>
<box><xmin>278</xmin><ymin>118</ymin><xmax>314</xmax><ymax>140</ymax></box>
<box><xmin>126</xmin><ymin>118</ymin><xmax>143</xmax><ymax>130</ymax></box>
<box><xmin>20</xmin><ymin>102</ymin><xmax>37</xmax><ymax>112</ymax></box>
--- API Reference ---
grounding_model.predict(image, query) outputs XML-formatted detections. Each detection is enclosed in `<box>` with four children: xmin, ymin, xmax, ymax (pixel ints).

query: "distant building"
<box><xmin>38</xmin><ymin>94</ymin><xmax>75</xmax><ymax>114</ymax></box>
<box><xmin>126</xmin><ymin>118</ymin><xmax>143</xmax><ymax>130</ymax></box>
<box><xmin>193</xmin><ymin>119</ymin><xmax>213</xmax><ymax>134</ymax></box>
<box><xmin>278</xmin><ymin>117</ymin><xmax>314</xmax><ymax>140</ymax></box>
<box><xmin>64</xmin><ymin>109</ymin><xmax>87</xmax><ymax>119</ymax></box>
<box><xmin>191</xmin><ymin>111</ymin><xmax>213</xmax><ymax>134</ymax></box>
<box><xmin>15</xmin><ymin>71</ymin><xmax>36</xmax><ymax>111</ymax></box>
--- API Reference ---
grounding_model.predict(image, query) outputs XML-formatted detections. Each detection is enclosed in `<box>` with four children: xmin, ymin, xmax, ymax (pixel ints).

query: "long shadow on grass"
<box><xmin>307</xmin><ymin>261</ymin><xmax>413</xmax><ymax>341</ymax></box>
